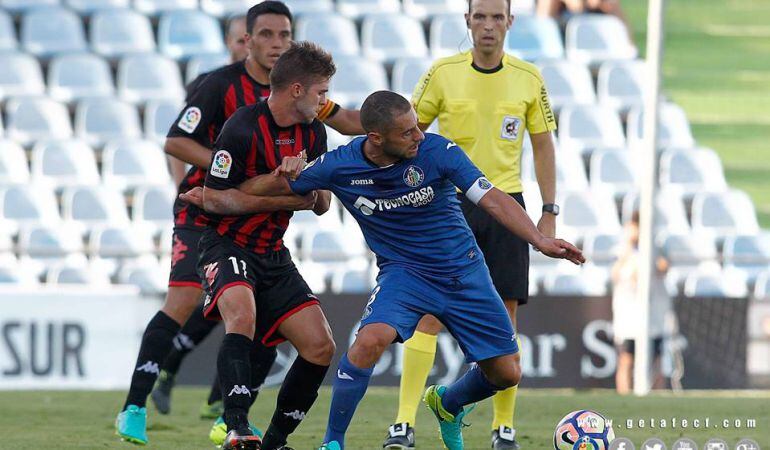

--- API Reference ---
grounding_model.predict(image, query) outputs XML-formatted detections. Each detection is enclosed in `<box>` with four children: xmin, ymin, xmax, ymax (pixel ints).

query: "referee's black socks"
<box><xmin>219</xmin><ymin>333</ymin><xmax>253</xmax><ymax>431</ymax></box>
<box><xmin>123</xmin><ymin>311</ymin><xmax>180</xmax><ymax>410</ymax></box>
<box><xmin>261</xmin><ymin>356</ymin><xmax>329</xmax><ymax>449</ymax></box>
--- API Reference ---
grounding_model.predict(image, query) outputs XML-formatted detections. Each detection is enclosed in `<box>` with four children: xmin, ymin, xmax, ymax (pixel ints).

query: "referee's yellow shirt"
<box><xmin>412</xmin><ymin>51</ymin><xmax>557</xmax><ymax>193</ymax></box>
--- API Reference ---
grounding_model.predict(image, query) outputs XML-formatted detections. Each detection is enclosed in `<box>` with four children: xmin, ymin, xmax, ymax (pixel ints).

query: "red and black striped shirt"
<box><xmin>203</xmin><ymin>101</ymin><xmax>327</xmax><ymax>253</ymax></box>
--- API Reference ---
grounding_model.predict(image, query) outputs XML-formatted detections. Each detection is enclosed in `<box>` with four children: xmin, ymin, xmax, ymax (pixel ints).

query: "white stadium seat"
<box><xmin>589</xmin><ymin>149</ymin><xmax>636</xmax><ymax>198</ymax></box>
<box><xmin>429</xmin><ymin>14</ymin><xmax>471</xmax><ymax>59</ymax></box>
<box><xmin>0</xmin><ymin>10</ymin><xmax>17</xmax><ymax>51</ymax></box>
<box><xmin>117</xmin><ymin>53</ymin><xmax>185</xmax><ymax>104</ymax></box>
<box><xmin>21</xmin><ymin>6</ymin><xmax>87</xmax><ymax>57</ymax></box>
<box><xmin>48</xmin><ymin>53</ymin><xmax>115</xmax><ymax>103</ymax></box>
<box><xmin>62</xmin><ymin>186</ymin><xmax>130</xmax><ymax>233</ymax></box>
<box><xmin>330</xmin><ymin>266</ymin><xmax>375</xmax><ymax>294</ymax></box>
<box><xmin>158</xmin><ymin>10</ymin><xmax>225</xmax><ymax>60</ymax></box>
<box><xmin>5</xmin><ymin>97</ymin><xmax>73</xmax><ymax>145</ymax></box>
<box><xmin>521</xmin><ymin>146</ymin><xmax>588</xmax><ymax>191</ymax></box>
<box><xmin>283</xmin><ymin>0</ymin><xmax>334</xmax><ymax>15</ymax></box>
<box><xmin>133</xmin><ymin>0</ymin><xmax>198</xmax><ymax>15</ymax></box>
<box><xmin>626</xmin><ymin>103</ymin><xmax>695</xmax><ymax>150</ymax></box>
<box><xmin>658</xmin><ymin>231</ymin><xmax>719</xmax><ymax>295</ymax></box>
<box><xmin>47</xmin><ymin>261</ymin><xmax>111</xmax><ymax>285</ymax></box>
<box><xmin>75</xmin><ymin>98</ymin><xmax>142</xmax><ymax>146</ymax></box>
<box><xmin>200</xmin><ymin>0</ymin><xmax>253</xmax><ymax>17</ymax></box>
<box><xmin>31</xmin><ymin>140</ymin><xmax>100</xmax><ymax>189</ymax></box>
<box><xmin>329</xmin><ymin>57</ymin><xmax>388</xmax><ymax>107</ymax></box>
<box><xmin>118</xmin><ymin>258</ymin><xmax>169</xmax><ymax>295</ymax></box>
<box><xmin>66</xmin><ymin>0</ymin><xmax>131</xmax><ymax>14</ymax></box>
<box><xmin>0</xmin><ymin>256</ymin><xmax>39</xmax><ymax>285</ymax></box>
<box><xmin>132</xmin><ymin>185</ymin><xmax>175</xmax><ymax>233</ymax></box>
<box><xmin>658</xmin><ymin>147</ymin><xmax>727</xmax><ymax>196</ymax></box>
<box><xmin>557</xmin><ymin>105</ymin><xmax>625</xmax><ymax>154</ymax></box>
<box><xmin>621</xmin><ymin>189</ymin><xmax>690</xmax><ymax>233</ymax></box>
<box><xmin>537</xmin><ymin>59</ymin><xmax>595</xmax><ymax>111</ymax></box>
<box><xmin>91</xmin><ymin>9</ymin><xmax>156</xmax><ymax>58</ymax></box>
<box><xmin>0</xmin><ymin>52</ymin><xmax>45</xmax><ymax>100</ymax></box>
<box><xmin>144</xmin><ymin>99</ymin><xmax>184</xmax><ymax>143</ymax></box>
<box><xmin>392</xmin><ymin>58</ymin><xmax>433</xmax><ymax>99</ymax></box>
<box><xmin>1</xmin><ymin>0</ymin><xmax>60</xmax><ymax>12</ymax></box>
<box><xmin>723</xmin><ymin>234</ymin><xmax>770</xmax><ymax>285</ymax></box>
<box><xmin>186</xmin><ymin>53</ymin><xmax>229</xmax><ymax>83</ymax></box>
<box><xmin>295</xmin><ymin>14</ymin><xmax>360</xmax><ymax>57</ymax></box>
<box><xmin>565</xmin><ymin>14</ymin><xmax>637</xmax><ymax>68</ymax></box>
<box><xmin>0</xmin><ymin>185</ymin><xmax>61</xmax><ymax>234</ymax></box>
<box><xmin>90</xmin><ymin>224</ymin><xmax>155</xmax><ymax>258</ymax></box>
<box><xmin>597</xmin><ymin>59</ymin><xmax>646</xmax><ymax>114</ymax></box>
<box><xmin>336</xmin><ymin>0</ymin><xmax>399</xmax><ymax>19</ymax></box>
<box><xmin>403</xmin><ymin>0</ymin><xmax>464</xmax><ymax>20</ymax></box>
<box><xmin>361</xmin><ymin>14</ymin><xmax>428</xmax><ymax>63</ymax></box>
<box><xmin>101</xmin><ymin>139</ymin><xmax>171</xmax><ymax>192</ymax></box>
<box><xmin>755</xmin><ymin>271</ymin><xmax>770</xmax><ymax>300</ymax></box>
<box><xmin>18</xmin><ymin>224</ymin><xmax>84</xmax><ymax>259</ymax></box>
<box><xmin>684</xmin><ymin>269</ymin><xmax>748</xmax><ymax>299</ymax></box>
<box><xmin>559</xmin><ymin>190</ymin><xmax>620</xmax><ymax>234</ymax></box>
<box><xmin>542</xmin><ymin>264</ymin><xmax>608</xmax><ymax>296</ymax></box>
<box><xmin>691</xmin><ymin>189</ymin><xmax>760</xmax><ymax>237</ymax></box>
<box><xmin>582</xmin><ymin>233</ymin><xmax>620</xmax><ymax>268</ymax></box>
<box><xmin>0</xmin><ymin>140</ymin><xmax>31</xmax><ymax>186</ymax></box>
<box><xmin>504</xmin><ymin>15</ymin><xmax>563</xmax><ymax>61</ymax></box>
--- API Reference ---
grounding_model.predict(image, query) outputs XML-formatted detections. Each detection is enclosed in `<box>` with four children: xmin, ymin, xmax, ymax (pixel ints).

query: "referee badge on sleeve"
<box><xmin>501</xmin><ymin>116</ymin><xmax>522</xmax><ymax>141</ymax></box>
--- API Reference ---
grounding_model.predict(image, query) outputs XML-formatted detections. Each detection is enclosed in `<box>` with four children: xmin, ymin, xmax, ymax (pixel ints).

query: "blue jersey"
<box><xmin>290</xmin><ymin>133</ymin><xmax>494</xmax><ymax>275</ymax></box>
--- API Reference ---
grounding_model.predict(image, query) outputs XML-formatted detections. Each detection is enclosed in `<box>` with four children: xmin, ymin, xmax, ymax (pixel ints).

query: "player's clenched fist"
<box><xmin>273</xmin><ymin>153</ymin><xmax>306</xmax><ymax>181</ymax></box>
<box><xmin>534</xmin><ymin>237</ymin><xmax>585</xmax><ymax>265</ymax></box>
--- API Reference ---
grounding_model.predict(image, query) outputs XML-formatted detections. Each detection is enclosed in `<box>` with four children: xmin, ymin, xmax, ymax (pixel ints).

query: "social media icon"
<box><xmin>610</xmin><ymin>438</ymin><xmax>636</xmax><ymax>450</ymax></box>
<box><xmin>705</xmin><ymin>439</ymin><xmax>728</xmax><ymax>450</ymax></box>
<box><xmin>673</xmin><ymin>438</ymin><xmax>698</xmax><ymax>450</ymax></box>
<box><xmin>735</xmin><ymin>439</ymin><xmax>761</xmax><ymax>450</ymax></box>
<box><xmin>642</xmin><ymin>437</ymin><xmax>667</xmax><ymax>450</ymax></box>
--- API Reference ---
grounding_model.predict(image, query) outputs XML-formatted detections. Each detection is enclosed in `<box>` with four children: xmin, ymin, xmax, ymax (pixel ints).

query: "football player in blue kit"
<box><xmin>180</xmin><ymin>91</ymin><xmax>583</xmax><ymax>450</ymax></box>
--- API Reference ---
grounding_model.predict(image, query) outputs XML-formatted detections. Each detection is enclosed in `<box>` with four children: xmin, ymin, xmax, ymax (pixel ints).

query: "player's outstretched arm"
<box><xmin>324</xmin><ymin>107</ymin><xmax>365</xmax><ymax>135</ymax></box>
<box><xmin>179</xmin><ymin>185</ymin><xmax>314</xmax><ymax>215</ymax></box>
<box><xmin>478</xmin><ymin>188</ymin><xmax>585</xmax><ymax>265</ymax></box>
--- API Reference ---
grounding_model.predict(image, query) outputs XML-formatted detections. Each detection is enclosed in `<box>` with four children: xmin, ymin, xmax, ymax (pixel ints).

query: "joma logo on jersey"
<box><xmin>351</xmin><ymin>179</ymin><xmax>374</xmax><ymax>185</ymax></box>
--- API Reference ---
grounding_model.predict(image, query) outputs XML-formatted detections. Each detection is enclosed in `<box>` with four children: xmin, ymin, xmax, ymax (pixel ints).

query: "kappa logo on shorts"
<box><xmin>178</xmin><ymin>106</ymin><xmax>201</xmax><ymax>133</ymax></box>
<box><xmin>204</xmin><ymin>262</ymin><xmax>219</xmax><ymax>287</ymax></box>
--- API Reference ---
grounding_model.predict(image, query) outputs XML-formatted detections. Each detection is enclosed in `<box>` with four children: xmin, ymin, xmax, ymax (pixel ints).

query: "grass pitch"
<box><xmin>1</xmin><ymin>387</ymin><xmax>767</xmax><ymax>449</ymax></box>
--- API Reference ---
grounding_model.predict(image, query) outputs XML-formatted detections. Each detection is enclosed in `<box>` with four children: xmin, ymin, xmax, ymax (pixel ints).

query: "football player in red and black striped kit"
<box><xmin>115</xmin><ymin>3</ymin><xmax>363</xmax><ymax>448</ymax></box>
<box><xmin>193</xmin><ymin>41</ymin><xmax>336</xmax><ymax>450</ymax></box>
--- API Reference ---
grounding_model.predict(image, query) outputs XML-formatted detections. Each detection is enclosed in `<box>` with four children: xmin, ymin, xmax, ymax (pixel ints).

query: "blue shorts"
<box><xmin>360</xmin><ymin>262</ymin><xmax>519</xmax><ymax>363</ymax></box>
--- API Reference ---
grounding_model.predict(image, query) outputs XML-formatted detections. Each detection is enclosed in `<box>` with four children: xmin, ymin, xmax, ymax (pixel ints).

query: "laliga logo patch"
<box><xmin>403</xmin><ymin>165</ymin><xmax>425</xmax><ymax>188</ymax></box>
<box><xmin>501</xmin><ymin>115</ymin><xmax>522</xmax><ymax>141</ymax></box>
<box><xmin>210</xmin><ymin>150</ymin><xmax>232</xmax><ymax>178</ymax></box>
<box><xmin>178</xmin><ymin>106</ymin><xmax>201</xmax><ymax>133</ymax></box>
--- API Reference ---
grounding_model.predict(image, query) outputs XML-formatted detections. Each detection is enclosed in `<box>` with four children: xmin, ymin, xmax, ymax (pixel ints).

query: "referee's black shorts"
<box><xmin>459</xmin><ymin>192</ymin><xmax>530</xmax><ymax>305</ymax></box>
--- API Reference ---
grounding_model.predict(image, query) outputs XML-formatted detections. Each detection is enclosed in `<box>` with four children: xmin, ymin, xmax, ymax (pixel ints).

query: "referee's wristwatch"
<box><xmin>542</xmin><ymin>203</ymin><xmax>560</xmax><ymax>216</ymax></box>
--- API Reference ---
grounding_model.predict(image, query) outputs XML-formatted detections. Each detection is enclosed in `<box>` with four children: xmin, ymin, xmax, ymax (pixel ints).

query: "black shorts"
<box><xmin>459</xmin><ymin>192</ymin><xmax>530</xmax><ymax>304</ymax></box>
<box><xmin>168</xmin><ymin>227</ymin><xmax>204</xmax><ymax>289</ymax></box>
<box><xmin>197</xmin><ymin>230</ymin><xmax>319</xmax><ymax>347</ymax></box>
<box><xmin>618</xmin><ymin>338</ymin><xmax>664</xmax><ymax>358</ymax></box>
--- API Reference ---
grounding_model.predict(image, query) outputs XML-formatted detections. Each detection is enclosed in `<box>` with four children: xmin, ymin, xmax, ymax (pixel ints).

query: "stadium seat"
<box><xmin>90</xmin><ymin>9</ymin><xmax>155</xmax><ymax>58</ymax></box>
<box><xmin>118</xmin><ymin>258</ymin><xmax>169</xmax><ymax>294</ymax></box>
<box><xmin>336</xmin><ymin>0</ymin><xmax>399</xmax><ymax>19</ymax></box>
<box><xmin>300</xmin><ymin>229</ymin><xmax>352</xmax><ymax>262</ymax></box>
<box><xmin>283</xmin><ymin>0</ymin><xmax>335</xmax><ymax>15</ymax></box>
<box><xmin>75</xmin><ymin>98</ymin><xmax>142</xmax><ymax>147</ymax></box>
<box><xmin>559</xmin><ymin>190</ymin><xmax>620</xmax><ymax>234</ymax></box>
<box><xmin>0</xmin><ymin>10</ymin><xmax>17</xmax><ymax>51</ymax></box>
<box><xmin>0</xmin><ymin>52</ymin><xmax>45</xmax><ymax>100</ymax></box>
<box><xmin>61</xmin><ymin>186</ymin><xmax>130</xmax><ymax>233</ymax></box>
<box><xmin>66</xmin><ymin>0</ymin><xmax>130</xmax><ymax>14</ymax></box>
<box><xmin>691</xmin><ymin>190</ymin><xmax>760</xmax><ymax>237</ymax></box>
<box><xmin>158</xmin><ymin>10</ymin><xmax>225</xmax><ymax>60</ymax></box>
<box><xmin>403</xmin><ymin>0</ymin><xmax>464</xmax><ymax>20</ymax></box>
<box><xmin>101</xmin><ymin>139</ymin><xmax>171</xmax><ymax>192</ymax></box>
<box><xmin>626</xmin><ymin>103</ymin><xmax>695</xmax><ymax>150</ymax></box>
<box><xmin>0</xmin><ymin>256</ymin><xmax>39</xmax><ymax>285</ymax></box>
<box><xmin>537</xmin><ymin>59</ymin><xmax>595</xmax><ymax>111</ymax></box>
<box><xmin>200</xmin><ymin>0</ymin><xmax>253</xmax><ymax>17</ymax></box>
<box><xmin>755</xmin><ymin>271</ymin><xmax>770</xmax><ymax>300</ymax></box>
<box><xmin>90</xmin><ymin>224</ymin><xmax>155</xmax><ymax>258</ymax></box>
<box><xmin>589</xmin><ymin>149</ymin><xmax>636</xmax><ymax>198</ymax></box>
<box><xmin>18</xmin><ymin>224</ymin><xmax>86</xmax><ymax>276</ymax></box>
<box><xmin>392</xmin><ymin>58</ymin><xmax>433</xmax><ymax>99</ymax></box>
<box><xmin>565</xmin><ymin>14</ymin><xmax>637</xmax><ymax>68</ymax></box>
<box><xmin>133</xmin><ymin>0</ymin><xmax>198</xmax><ymax>15</ymax></box>
<box><xmin>582</xmin><ymin>233</ymin><xmax>620</xmax><ymax>268</ymax></box>
<box><xmin>4</xmin><ymin>97</ymin><xmax>73</xmax><ymax>145</ymax></box>
<box><xmin>658</xmin><ymin>231</ymin><xmax>719</xmax><ymax>295</ymax></box>
<box><xmin>47</xmin><ymin>261</ymin><xmax>111</xmax><ymax>285</ymax></box>
<box><xmin>295</xmin><ymin>261</ymin><xmax>329</xmax><ymax>294</ymax></box>
<box><xmin>557</xmin><ymin>105</ymin><xmax>625</xmax><ymax>155</ymax></box>
<box><xmin>723</xmin><ymin>234</ymin><xmax>770</xmax><ymax>285</ymax></box>
<box><xmin>658</xmin><ymin>147</ymin><xmax>727</xmax><ymax>196</ymax></box>
<box><xmin>683</xmin><ymin>269</ymin><xmax>748</xmax><ymax>298</ymax></box>
<box><xmin>117</xmin><ymin>53</ymin><xmax>185</xmax><ymax>104</ymax></box>
<box><xmin>1</xmin><ymin>0</ymin><xmax>60</xmax><ymax>14</ymax></box>
<box><xmin>21</xmin><ymin>6</ymin><xmax>87</xmax><ymax>57</ymax></box>
<box><xmin>621</xmin><ymin>189</ymin><xmax>690</xmax><ymax>233</ymax></box>
<box><xmin>0</xmin><ymin>140</ymin><xmax>31</xmax><ymax>186</ymax></box>
<box><xmin>429</xmin><ymin>14</ymin><xmax>471</xmax><ymax>59</ymax></box>
<box><xmin>504</xmin><ymin>15</ymin><xmax>563</xmax><ymax>61</ymax></box>
<box><xmin>596</xmin><ymin>59</ymin><xmax>646</xmax><ymax>114</ymax></box>
<box><xmin>361</xmin><ymin>14</ymin><xmax>428</xmax><ymax>63</ymax></box>
<box><xmin>542</xmin><ymin>264</ymin><xmax>608</xmax><ymax>296</ymax></box>
<box><xmin>329</xmin><ymin>57</ymin><xmax>388</xmax><ymax>107</ymax></box>
<box><xmin>295</xmin><ymin>14</ymin><xmax>360</xmax><ymax>57</ymax></box>
<box><xmin>0</xmin><ymin>185</ymin><xmax>61</xmax><ymax>235</ymax></box>
<box><xmin>30</xmin><ymin>140</ymin><xmax>100</xmax><ymax>189</ymax></box>
<box><xmin>186</xmin><ymin>53</ymin><xmax>230</xmax><ymax>83</ymax></box>
<box><xmin>48</xmin><ymin>53</ymin><xmax>114</xmax><ymax>103</ymax></box>
<box><xmin>144</xmin><ymin>99</ymin><xmax>184</xmax><ymax>143</ymax></box>
<box><xmin>521</xmin><ymin>146</ymin><xmax>588</xmax><ymax>191</ymax></box>
<box><xmin>330</xmin><ymin>266</ymin><xmax>375</xmax><ymax>293</ymax></box>
<box><xmin>132</xmin><ymin>185</ymin><xmax>175</xmax><ymax>234</ymax></box>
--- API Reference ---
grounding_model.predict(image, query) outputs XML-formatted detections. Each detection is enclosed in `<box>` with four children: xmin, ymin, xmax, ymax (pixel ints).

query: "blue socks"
<box><xmin>441</xmin><ymin>364</ymin><xmax>502</xmax><ymax>415</ymax></box>
<box><xmin>323</xmin><ymin>353</ymin><xmax>374</xmax><ymax>448</ymax></box>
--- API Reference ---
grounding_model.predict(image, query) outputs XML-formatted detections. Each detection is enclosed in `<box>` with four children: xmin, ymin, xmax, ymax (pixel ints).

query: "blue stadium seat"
<box><xmin>90</xmin><ymin>224</ymin><xmax>155</xmax><ymax>258</ymax></box>
<box><xmin>132</xmin><ymin>185</ymin><xmax>175</xmax><ymax>234</ymax></box>
<box><xmin>75</xmin><ymin>98</ymin><xmax>143</xmax><ymax>146</ymax></box>
<box><xmin>186</xmin><ymin>53</ymin><xmax>230</xmax><ymax>83</ymax></box>
<box><xmin>597</xmin><ymin>59</ymin><xmax>646</xmax><ymax>114</ymax></box>
<box><xmin>403</xmin><ymin>0</ymin><xmax>464</xmax><ymax>20</ymax></box>
<box><xmin>1</xmin><ymin>0</ymin><xmax>60</xmax><ymax>13</ymax></box>
<box><xmin>0</xmin><ymin>140</ymin><xmax>31</xmax><ymax>186</ymax></box>
<box><xmin>329</xmin><ymin>56</ymin><xmax>388</xmax><ymax>107</ymax></box>
<box><xmin>21</xmin><ymin>6</ymin><xmax>87</xmax><ymax>57</ymax></box>
<box><xmin>66</xmin><ymin>0</ymin><xmax>131</xmax><ymax>14</ymax></box>
<box><xmin>200</xmin><ymin>0</ymin><xmax>254</xmax><ymax>18</ymax></box>
<box><xmin>581</xmin><ymin>233</ymin><xmax>620</xmax><ymax>268</ymax></box>
<box><xmin>62</xmin><ymin>186</ymin><xmax>130</xmax><ymax>234</ymax></box>
<box><xmin>565</xmin><ymin>14</ymin><xmax>637</xmax><ymax>68</ymax></box>
<box><xmin>48</xmin><ymin>53</ymin><xmax>115</xmax><ymax>103</ymax></box>
<box><xmin>537</xmin><ymin>59</ymin><xmax>595</xmax><ymax>111</ymax></box>
<box><xmin>361</xmin><ymin>14</ymin><xmax>427</xmax><ymax>63</ymax></box>
<box><xmin>330</xmin><ymin>266</ymin><xmax>375</xmax><ymax>293</ymax></box>
<box><xmin>0</xmin><ymin>185</ymin><xmax>61</xmax><ymax>233</ymax></box>
<box><xmin>117</xmin><ymin>53</ymin><xmax>185</xmax><ymax>103</ymax></box>
<box><xmin>542</xmin><ymin>264</ymin><xmax>608</xmax><ymax>296</ymax></box>
<box><xmin>626</xmin><ymin>103</ymin><xmax>695</xmax><ymax>150</ymax></box>
<box><xmin>18</xmin><ymin>224</ymin><xmax>87</xmax><ymax>278</ymax></box>
<box><xmin>0</xmin><ymin>10</ymin><xmax>17</xmax><ymax>50</ymax></box>
<box><xmin>47</xmin><ymin>261</ymin><xmax>111</xmax><ymax>285</ymax></box>
<box><xmin>621</xmin><ymin>189</ymin><xmax>690</xmax><ymax>233</ymax></box>
<box><xmin>557</xmin><ymin>105</ymin><xmax>625</xmax><ymax>155</ymax></box>
<box><xmin>521</xmin><ymin>145</ymin><xmax>588</xmax><ymax>191</ymax></box>
<box><xmin>295</xmin><ymin>14</ymin><xmax>360</xmax><ymax>57</ymax></box>
<box><xmin>336</xmin><ymin>0</ymin><xmax>399</xmax><ymax>19</ymax></box>
<box><xmin>118</xmin><ymin>257</ymin><xmax>169</xmax><ymax>294</ymax></box>
<box><xmin>429</xmin><ymin>14</ymin><xmax>471</xmax><ymax>59</ymax></box>
<box><xmin>101</xmin><ymin>139</ymin><xmax>171</xmax><ymax>192</ymax></box>
<box><xmin>691</xmin><ymin>190</ymin><xmax>760</xmax><ymax>237</ymax></box>
<box><xmin>283</xmin><ymin>0</ymin><xmax>334</xmax><ymax>15</ymax></box>
<box><xmin>31</xmin><ymin>140</ymin><xmax>100</xmax><ymax>189</ymax></box>
<box><xmin>133</xmin><ymin>0</ymin><xmax>198</xmax><ymax>16</ymax></box>
<box><xmin>558</xmin><ymin>190</ymin><xmax>620</xmax><ymax>234</ymax></box>
<box><xmin>589</xmin><ymin>149</ymin><xmax>636</xmax><ymax>199</ymax></box>
<box><xmin>0</xmin><ymin>52</ymin><xmax>45</xmax><ymax>101</ymax></box>
<box><xmin>144</xmin><ymin>99</ymin><xmax>184</xmax><ymax>143</ymax></box>
<box><xmin>659</xmin><ymin>147</ymin><xmax>727</xmax><ymax>197</ymax></box>
<box><xmin>684</xmin><ymin>269</ymin><xmax>748</xmax><ymax>298</ymax></box>
<box><xmin>90</xmin><ymin>9</ymin><xmax>156</xmax><ymax>58</ymax></box>
<box><xmin>5</xmin><ymin>97</ymin><xmax>73</xmax><ymax>145</ymax></box>
<box><xmin>158</xmin><ymin>10</ymin><xmax>225</xmax><ymax>60</ymax></box>
<box><xmin>504</xmin><ymin>15</ymin><xmax>563</xmax><ymax>61</ymax></box>
<box><xmin>723</xmin><ymin>234</ymin><xmax>770</xmax><ymax>285</ymax></box>
<box><xmin>391</xmin><ymin>57</ymin><xmax>432</xmax><ymax>99</ymax></box>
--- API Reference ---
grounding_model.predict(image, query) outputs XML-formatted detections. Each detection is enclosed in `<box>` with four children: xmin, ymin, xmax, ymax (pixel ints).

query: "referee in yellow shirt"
<box><xmin>382</xmin><ymin>0</ymin><xmax>557</xmax><ymax>448</ymax></box>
